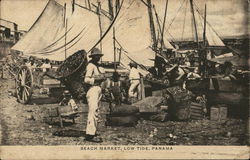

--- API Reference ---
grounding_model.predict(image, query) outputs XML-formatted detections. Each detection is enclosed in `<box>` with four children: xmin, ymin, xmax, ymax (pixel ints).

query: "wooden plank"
<box><xmin>140</xmin><ymin>78</ymin><xmax>145</xmax><ymax>99</ymax></box>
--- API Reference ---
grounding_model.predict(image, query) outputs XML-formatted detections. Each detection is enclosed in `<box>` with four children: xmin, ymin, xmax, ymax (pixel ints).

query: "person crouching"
<box><xmin>84</xmin><ymin>48</ymin><xmax>106</xmax><ymax>143</ymax></box>
<box><xmin>59</xmin><ymin>90</ymin><xmax>78</xmax><ymax>112</ymax></box>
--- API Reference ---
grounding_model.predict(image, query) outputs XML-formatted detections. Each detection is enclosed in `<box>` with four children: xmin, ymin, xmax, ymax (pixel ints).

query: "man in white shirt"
<box><xmin>84</xmin><ymin>48</ymin><xmax>106</xmax><ymax>143</ymax></box>
<box><xmin>128</xmin><ymin>61</ymin><xmax>141</xmax><ymax>102</ymax></box>
<box><xmin>41</xmin><ymin>59</ymin><xmax>51</xmax><ymax>72</ymax></box>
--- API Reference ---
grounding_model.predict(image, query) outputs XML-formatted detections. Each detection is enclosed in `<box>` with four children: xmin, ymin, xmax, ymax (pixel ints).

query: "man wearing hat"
<box><xmin>128</xmin><ymin>61</ymin><xmax>141</xmax><ymax>103</ymax></box>
<box><xmin>84</xmin><ymin>48</ymin><xmax>106</xmax><ymax>142</ymax></box>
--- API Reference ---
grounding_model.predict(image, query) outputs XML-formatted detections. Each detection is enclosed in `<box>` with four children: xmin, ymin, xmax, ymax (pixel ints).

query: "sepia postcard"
<box><xmin>0</xmin><ymin>0</ymin><xmax>249</xmax><ymax>159</ymax></box>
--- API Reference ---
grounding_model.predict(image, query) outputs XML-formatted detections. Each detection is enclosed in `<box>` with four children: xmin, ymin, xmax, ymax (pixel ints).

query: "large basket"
<box><xmin>46</xmin><ymin>50</ymin><xmax>89</xmax><ymax>99</ymax></box>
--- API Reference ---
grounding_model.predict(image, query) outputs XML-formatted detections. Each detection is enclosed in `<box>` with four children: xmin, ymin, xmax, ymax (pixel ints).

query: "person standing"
<box><xmin>84</xmin><ymin>48</ymin><xmax>106</xmax><ymax>143</ymax></box>
<box><xmin>41</xmin><ymin>58</ymin><xmax>51</xmax><ymax>72</ymax></box>
<box><xmin>128</xmin><ymin>61</ymin><xmax>141</xmax><ymax>103</ymax></box>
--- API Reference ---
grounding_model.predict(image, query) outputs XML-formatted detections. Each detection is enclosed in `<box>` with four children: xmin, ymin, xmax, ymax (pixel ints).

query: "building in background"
<box><xmin>0</xmin><ymin>18</ymin><xmax>23</xmax><ymax>59</ymax></box>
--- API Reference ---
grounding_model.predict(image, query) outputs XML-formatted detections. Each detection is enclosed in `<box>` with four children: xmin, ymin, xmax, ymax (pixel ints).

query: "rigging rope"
<box><xmin>156</xmin><ymin>13</ymin><xmax>176</xmax><ymax>43</ymax></box>
<box><xmin>193</xmin><ymin>0</ymin><xmax>223</xmax><ymax>41</ymax></box>
<box><xmin>166</xmin><ymin>0</ymin><xmax>186</xmax><ymax>31</ymax></box>
<box><xmin>88</xmin><ymin>0</ymin><xmax>124</xmax><ymax>53</ymax></box>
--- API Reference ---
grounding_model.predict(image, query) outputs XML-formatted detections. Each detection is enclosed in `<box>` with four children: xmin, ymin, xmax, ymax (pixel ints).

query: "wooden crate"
<box><xmin>47</xmin><ymin>107</ymin><xmax>59</xmax><ymax>117</ymax></box>
<box><xmin>190</xmin><ymin>102</ymin><xmax>204</xmax><ymax>120</ymax></box>
<box><xmin>210</xmin><ymin>104</ymin><xmax>227</xmax><ymax>121</ymax></box>
<box><xmin>47</xmin><ymin>105</ymin><xmax>79</xmax><ymax>127</ymax></box>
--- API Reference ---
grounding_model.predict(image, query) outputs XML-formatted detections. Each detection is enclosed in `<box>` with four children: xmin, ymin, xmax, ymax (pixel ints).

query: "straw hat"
<box><xmin>63</xmin><ymin>90</ymin><xmax>71</xmax><ymax>96</ymax></box>
<box><xmin>89</xmin><ymin>48</ymin><xmax>103</xmax><ymax>58</ymax></box>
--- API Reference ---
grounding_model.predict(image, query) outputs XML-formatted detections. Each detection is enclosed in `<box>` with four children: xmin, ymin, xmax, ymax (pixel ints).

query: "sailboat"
<box><xmin>146</xmin><ymin>0</ymin><xmax>248</xmax><ymax>108</ymax></box>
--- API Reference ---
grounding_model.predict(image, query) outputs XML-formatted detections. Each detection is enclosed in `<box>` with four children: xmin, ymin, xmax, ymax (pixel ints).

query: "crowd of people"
<box><xmin>15</xmin><ymin>47</ymin><xmax>247</xmax><ymax>143</ymax></box>
<box><xmin>23</xmin><ymin>57</ymin><xmax>52</xmax><ymax>72</ymax></box>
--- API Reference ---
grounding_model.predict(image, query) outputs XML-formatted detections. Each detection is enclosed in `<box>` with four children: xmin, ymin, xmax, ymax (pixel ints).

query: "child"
<box><xmin>59</xmin><ymin>90</ymin><xmax>78</xmax><ymax>112</ymax></box>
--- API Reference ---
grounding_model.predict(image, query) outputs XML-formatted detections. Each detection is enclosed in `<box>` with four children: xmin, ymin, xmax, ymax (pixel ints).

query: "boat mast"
<box><xmin>203</xmin><ymin>4</ymin><xmax>207</xmax><ymax>47</ymax></box>
<box><xmin>146</xmin><ymin>0</ymin><xmax>157</xmax><ymax>51</ymax></box>
<box><xmin>202</xmin><ymin>4</ymin><xmax>207</xmax><ymax>77</ymax></box>
<box><xmin>108</xmin><ymin>0</ymin><xmax>114</xmax><ymax>20</ymax></box>
<box><xmin>160</xmin><ymin>0</ymin><xmax>169</xmax><ymax>53</ymax></box>
<box><xmin>64</xmin><ymin>3</ymin><xmax>67</xmax><ymax>60</ymax></box>
<box><xmin>97</xmin><ymin>1</ymin><xmax>103</xmax><ymax>52</ymax></box>
<box><xmin>113</xmin><ymin>27</ymin><xmax>117</xmax><ymax>72</ymax></box>
<box><xmin>72</xmin><ymin>0</ymin><xmax>75</xmax><ymax>14</ymax></box>
<box><xmin>190</xmin><ymin>0</ymin><xmax>199</xmax><ymax>48</ymax></box>
<box><xmin>109</xmin><ymin>0</ymin><xmax>117</xmax><ymax>71</ymax></box>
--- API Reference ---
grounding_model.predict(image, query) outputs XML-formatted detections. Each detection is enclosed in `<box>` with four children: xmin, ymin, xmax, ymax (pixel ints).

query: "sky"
<box><xmin>1</xmin><ymin>0</ymin><xmax>248</xmax><ymax>40</ymax></box>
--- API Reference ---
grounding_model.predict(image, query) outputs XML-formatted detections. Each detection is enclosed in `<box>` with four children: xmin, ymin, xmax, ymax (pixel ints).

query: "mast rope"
<box><xmin>88</xmin><ymin>0</ymin><xmax>124</xmax><ymax>53</ymax></box>
<box><xmin>166</xmin><ymin>0</ymin><xmax>186</xmax><ymax>31</ymax></box>
<box><xmin>156</xmin><ymin>13</ymin><xmax>176</xmax><ymax>43</ymax></box>
<box><xmin>193</xmin><ymin>0</ymin><xmax>223</xmax><ymax>41</ymax></box>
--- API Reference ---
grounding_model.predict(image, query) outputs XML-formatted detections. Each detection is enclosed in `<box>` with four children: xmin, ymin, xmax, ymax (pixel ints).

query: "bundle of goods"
<box><xmin>46</xmin><ymin>50</ymin><xmax>88</xmax><ymax>99</ymax></box>
<box><xmin>106</xmin><ymin>104</ymin><xmax>139</xmax><ymax>127</ymax></box>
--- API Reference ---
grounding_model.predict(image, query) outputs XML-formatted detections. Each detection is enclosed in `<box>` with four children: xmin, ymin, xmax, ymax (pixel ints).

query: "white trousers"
<box><xmin>86</xmin><ymin>86</ymin><xmax>102</xmax><ymax>135</ymax></box>
<box><xmin>128</xmin><ymin>80</ymin><xmax>141</xmax><ymax>98</ymax></box>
